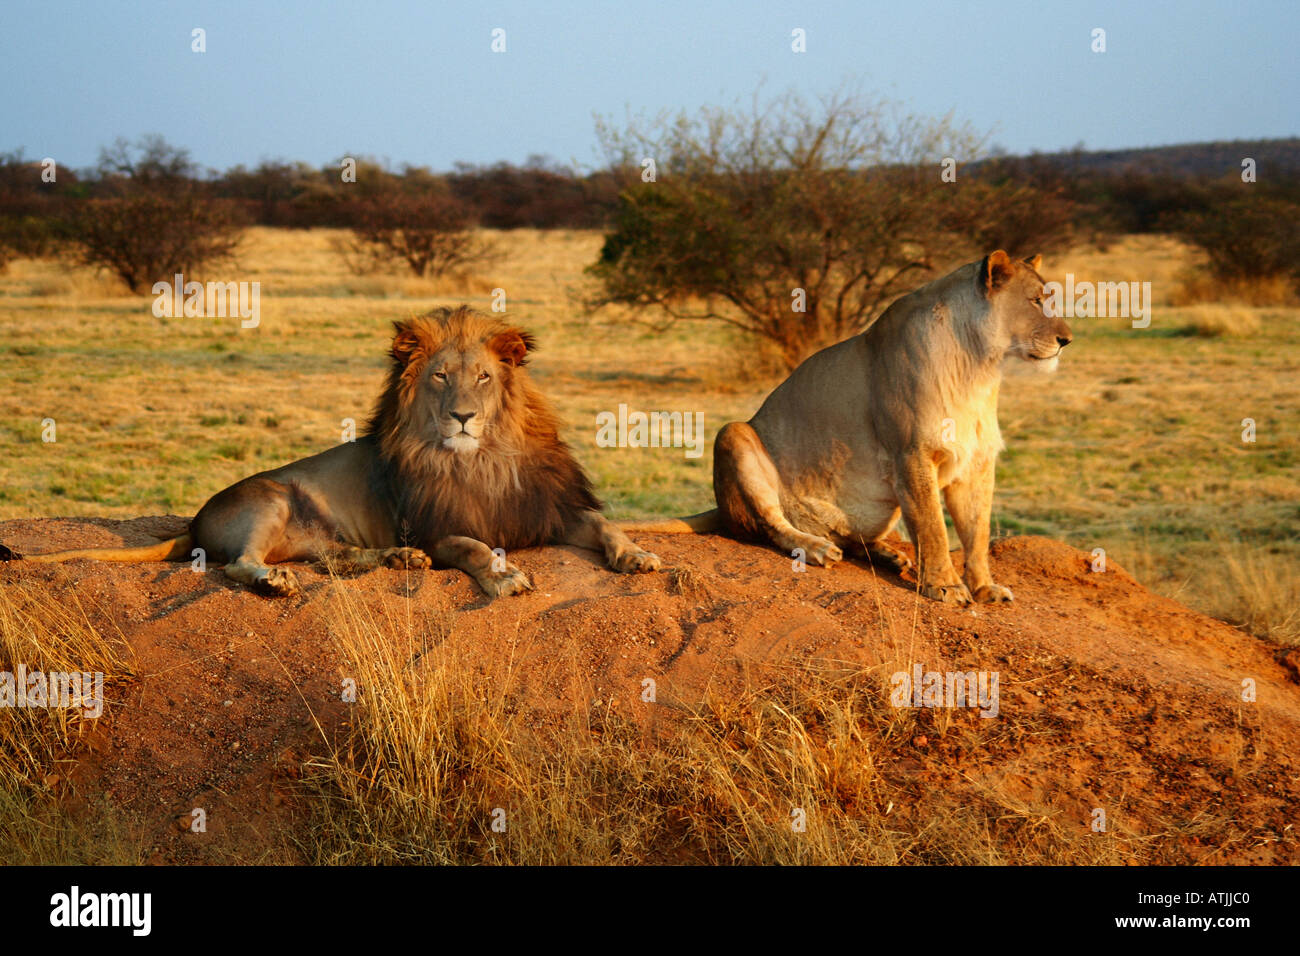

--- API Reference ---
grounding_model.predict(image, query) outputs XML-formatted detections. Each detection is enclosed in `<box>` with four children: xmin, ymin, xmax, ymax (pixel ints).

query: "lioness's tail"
<box><xmin>618</xmin><ymin>509</ymin><xmax>723</xmax><ymax>534</ymax></box>
<box><xmin>0</xmin><ymin>533</ymin><xmax>194</xmax><ymax>564</ymax></box>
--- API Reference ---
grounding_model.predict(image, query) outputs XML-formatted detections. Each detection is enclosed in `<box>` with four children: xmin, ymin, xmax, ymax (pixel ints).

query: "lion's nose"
<box><xmin>1056</xmin><ymin>332</ymin><xmax>1072</xmax><ymax>348</ymax></box>
<box><xmin>450</xmin><ymin>411</ymin><xmax>476</xmax><ymax>425</ymax></box>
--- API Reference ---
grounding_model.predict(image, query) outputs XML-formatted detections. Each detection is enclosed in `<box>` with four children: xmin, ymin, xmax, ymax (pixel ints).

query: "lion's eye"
<box><xmin>477</xmin><ymin>371</ymin><xmax>491</xmax><ymax>384</ymax></box>
<box><xmin>1031</xmin><ymin>296</ymin><xmax>1044</xmax><ymax>307</ymax></box>
<box><xmin>432</xmin><ymin>370</ymin><xmax>447</xmax><ymax>382</ymax></box>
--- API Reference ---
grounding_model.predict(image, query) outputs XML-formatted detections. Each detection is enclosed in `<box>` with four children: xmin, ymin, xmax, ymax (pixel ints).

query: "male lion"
<box><xmin>3</xmin><ymin>307</ymin><xmax>661</xmax><ymax>597</ymax></box>
<box><xmin>626</xmin><ymin>251</ymin><xmax>1071</xmax><ymax>605</ymax></box>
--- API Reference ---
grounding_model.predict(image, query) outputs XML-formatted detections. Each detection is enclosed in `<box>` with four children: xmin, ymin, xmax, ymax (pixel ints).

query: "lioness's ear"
<box><xmin>390</xmin><ymin>320</ymin><xmax>426</xmax><ymax>366</ymax></box>
<box><xmin>983</xmin><ymin>250</ymin><xmax>1014</xmax><ymax>295</ymax></box>
<box><xmin>1024</xmin><ymin>253</ymin><xmax>1042</xmax><ymax>272</ymax></box>
<box><xmin>488</xmin><ymin>327</ymin><xmax>536</xmax><ymax>367</ymax></box>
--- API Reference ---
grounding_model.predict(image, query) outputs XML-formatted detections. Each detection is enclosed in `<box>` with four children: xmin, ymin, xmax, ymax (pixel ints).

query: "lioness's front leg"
<box><xmin>563</xmin><ymin>510</ymin><xmax>661</xmax><ymax>573</ymax></box>
<box><xmin>943</xmin><ymin>455</ymin><xmax>1012</xmax><ymax>603</ymax></box>
<box><xmin>896</xmin><ymin>455</ymin><xmax>971</xmax><ymax>605</ymax></box>
<box><xmin>431</xmin><ymin>535</ymin><xmax>532</xmax><ymax>598</ymax></box>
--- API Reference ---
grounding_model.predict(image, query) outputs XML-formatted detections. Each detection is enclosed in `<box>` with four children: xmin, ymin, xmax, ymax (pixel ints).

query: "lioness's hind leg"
<box><xmin>714</xmin><ymin>422</ymin><xmax>842</xmax><ymax>566</ymax></box>
<box><xmin>564</xmin><ymin>511</ymin><xmax>661</xmax><ymax>573</ymax></box>
<box><xmin>865</xmin><ymin>535</ymin><xmax>914</xmax><ymax>575</ymax></box>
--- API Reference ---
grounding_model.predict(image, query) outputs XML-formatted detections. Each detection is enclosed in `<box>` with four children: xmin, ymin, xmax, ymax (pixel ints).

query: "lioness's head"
<box><xmin>981</xmin><ymin>250</ymin><xmax>1072</xmax><ymax>372</ymax></box>
<box><xmin>384</xmin><ymin>307</ymin><xmax>535</xmax><ymax>455</ymax></box>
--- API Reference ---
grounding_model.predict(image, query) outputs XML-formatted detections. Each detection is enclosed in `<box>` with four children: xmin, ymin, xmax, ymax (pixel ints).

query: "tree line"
<box><xmin>2</xmin><ymin>92</ymin><xmax>1297</xmax><ymax>366</ymax></box>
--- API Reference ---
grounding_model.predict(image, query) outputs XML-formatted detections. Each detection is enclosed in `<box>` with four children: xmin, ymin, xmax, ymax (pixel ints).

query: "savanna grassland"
<box><xmin>1</xmin><ymin>228</ymin><xmax>1295</xmax><ymax>643</ymax></box>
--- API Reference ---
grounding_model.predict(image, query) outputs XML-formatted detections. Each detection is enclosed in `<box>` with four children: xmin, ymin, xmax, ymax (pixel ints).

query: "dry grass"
<box><xmin>1170</xmin><ymin>271</ymin><xmax>1298</xmax><ymax>308</ymax></box>
<box><xmin>0</xmin><ymin>575</ymin><xmax>134</xmax><ymax>785</ymax></box>
<box><xmin>300</xmin><ymin>576</ymin><xmax>1136</xmax><ymax>865</ymax></box>
<box><xmin>1172</xmin><ymin>304</ymin><xmax>1262</xmax><ymax>338</ymax></box>
<box><xmin>0</xmin><ymin>575</ymin><xmax>142</xmax><ymax>864</ymax></box>
<box><xmin>1209</xmin><ymin>538</ymin><xmax>1300</xmax><ymax>646</ymax></box>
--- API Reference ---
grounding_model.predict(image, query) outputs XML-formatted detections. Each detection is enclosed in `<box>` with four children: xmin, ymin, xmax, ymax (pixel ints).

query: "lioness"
<box><xmin>627</xmin><ymin>251</ymin><xmax>1071</xmax><ymax>605</ymax></box>
<box><xmin>3</xmin><ymin>307</ymin><xmax>661</xmax><ymax>597</ymax></box>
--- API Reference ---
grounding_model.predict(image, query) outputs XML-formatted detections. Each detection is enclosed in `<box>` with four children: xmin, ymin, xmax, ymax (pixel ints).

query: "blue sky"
<box><xmin>1</xmin><ymin>0</ymin><xmax>1295</xmax><ymax>173</ymax></box>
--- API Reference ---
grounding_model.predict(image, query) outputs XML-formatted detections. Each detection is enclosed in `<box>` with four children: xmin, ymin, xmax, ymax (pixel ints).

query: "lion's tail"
<box><xmin>618</xmin><ymin>509</ymin><xmax>723</xmax><ymax>535</ymax></box>
<box><xmin>0</xmin><ymin>532</ymin><xmax>194</xmax><ymax>564</ymax></box>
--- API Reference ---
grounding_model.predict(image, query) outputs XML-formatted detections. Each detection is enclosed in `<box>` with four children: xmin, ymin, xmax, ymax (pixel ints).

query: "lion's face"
<box><xmin>986</xmin><ymin>252</ymin><xmax>1072</xmax><ymax>373</ymax></box>
<box><xmin>385</xmin><ymin>314</ymin><xmax>535</xmax><ymax>457</ymax></box>
<box><xmin>423</xmin><ymin>341</ymin><xmax>510</xmax><ymax>453</ymax></box>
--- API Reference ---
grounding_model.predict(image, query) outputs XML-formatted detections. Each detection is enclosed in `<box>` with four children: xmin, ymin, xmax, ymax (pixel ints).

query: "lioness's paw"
<box><xmin>381</xmin><ymin>547</ymin><xmax>432</xmax><ymax>570</ymax></box>
<box><xmin>805</xmin><ymin>538</ymin><xmax>843</xmax><ymax>567</ymax></box>
<box><xmin>478</xmin><ymin>564</ymin><xmax>533</xmax><ymax>599</ymax></box>
<box><xmin>867</xmin><ymin>544</ymin><xmax>913</xmax><ymax>575</ymax></box>
<box><xmin>612</xmin><ymin>548</ymin><xmax>661</xmax><ymax>574</ymax></box>
<box><xmin>972</xmin><ymin>582</ymin><xmax>1014</xmax><ymax>604</ymax></box>
<box><xmin>258</xmin><ymin>566</ymin><xmax>300</xmax><ymax>598</ymax></box>
<box><xmin>891</xmin><ymin>554</ymin><xmax>915</xmax><ymax>574</ymax></box>
<box><xmin>921</xmin><ymin>581</ymin><xmax>972</xmax><ymax>606</ymax></box>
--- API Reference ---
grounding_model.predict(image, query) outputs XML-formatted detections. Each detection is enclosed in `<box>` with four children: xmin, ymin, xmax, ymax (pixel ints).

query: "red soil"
<box><xmin>2</xmin><ymin>515</ymin><xmax>1297</xmax><ymax>864</ymax></box>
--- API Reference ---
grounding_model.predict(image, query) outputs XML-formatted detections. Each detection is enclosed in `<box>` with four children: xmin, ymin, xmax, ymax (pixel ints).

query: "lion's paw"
<box><xmin>612</xmin><ymin>548</ymin><xmax>661</xmax><ymax>574</ymax></box>
<box><xmin>920</xmin><ymin>581</ymin><xmax>972</xmax><ymax>606</ymax></box>
<box><xmin>258</xmin><ymin>566</ymin><xmax>300</xmax><ymax>598</ymax></box>
<box><xmin>478</xmin><ymin>564</ymin><xmax>533</xmax><ymax>599</ymax></box>
<box><xmin>971</xmin><ymin>582</ymin><xmax>1013</xmax><ymax>604</ymax></box>
<box><xmin>381</xmin><ymin>547</ymin><xmax>432</xmax><ymax>570</ymax></box>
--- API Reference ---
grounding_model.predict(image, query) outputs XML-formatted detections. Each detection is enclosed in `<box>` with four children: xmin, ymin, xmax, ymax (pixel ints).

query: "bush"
<box><xmin>0</xmin><ymin>150</ymin><xmax>77</xmax><ymax>270</ymax></box>
<box><xmin>337</xmin><ymin>192</ymin><xmax>496</xmax><ymax>277</ymax></box>
<box><xmin>1166</xmin><ymin>186</ymin><xmax>1300</xmax><ymax>287</ymax></box>
<box><xmin>221</xmin><ymin>160</ymin><xmax>320</xmax><ymax>227</ymax></box>
<box><xmin>0</xmin><ymin>214</ymin><xmax>67</xmax><ymax>263</ymax></box>
<box><xmin>447</xmin><ymin>158</ymin><xmax>616</xmax><ymax>229</ymax></box>
<box><xmin>943</xmin><ymin>154</ymin><xmax>1077</xmax><ymax>256</ymax></box>
<box><xmin>68</xmin><ymin>192</ymin><xmax>246</xmax><ymax>292</ymax></box>
<box><xmin>587</xmin><ymin>90</ymin><xmax>995</xmax><ymax>369</ymax></box>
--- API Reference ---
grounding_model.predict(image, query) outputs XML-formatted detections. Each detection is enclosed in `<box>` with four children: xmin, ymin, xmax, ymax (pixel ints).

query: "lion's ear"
<box><xmin>488</xmin><ymin>327</ymin><xmax>536</xmax><ymax>367</ymax></box>
<box><xmin>390</xmin><ymin>321</ymin><xmax>426</xmax><ymax>366</ymax></box>
<box><xmin>1024</xmin><ymin>253</ymin><xmax>1043</xmax><ymax>272</ymax></box>
<box><xmin>983</xmin><ymin>250</ymin><xmax>1014</xmax><ymax>295</ymax></box>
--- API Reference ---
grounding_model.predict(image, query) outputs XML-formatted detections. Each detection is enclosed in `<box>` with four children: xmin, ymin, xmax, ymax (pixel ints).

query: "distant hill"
<box><xmin>989</xmin><ymin>138</ymin><xmax>1300</xmax><ymax>178</ymax></box>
